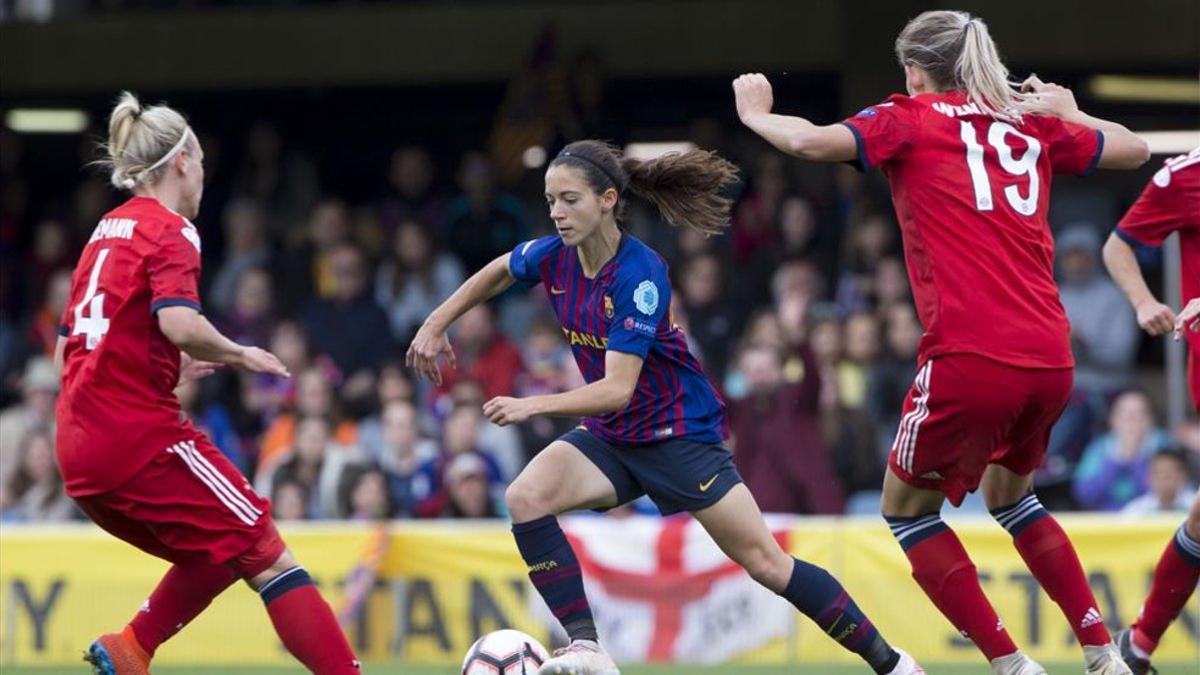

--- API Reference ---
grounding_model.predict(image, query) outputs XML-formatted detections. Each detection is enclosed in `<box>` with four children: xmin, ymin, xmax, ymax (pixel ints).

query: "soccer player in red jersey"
<box><xmin>1102</xmin><ymin>146</ymin><xmax>1200</xmax><ymax>675</ymax></box>
<box><xmin>56</xmin><ymin>93</ymin><xmax>359</xmax><ymax>674</ymax></box>
<box><xmin>735</xmin><ymin>10</ymin><xmax>1149</xmax><ymax>675</ymax></box>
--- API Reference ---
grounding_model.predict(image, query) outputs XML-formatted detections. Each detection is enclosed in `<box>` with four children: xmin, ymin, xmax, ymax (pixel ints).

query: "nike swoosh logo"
<box><xmin>550</xmin><ymin>287</ymin><xmax>567</xmax><ymax>295</ymax></box>
<box><xmin>699</xmin><ymin>474</ymin><xmax>719</xmax><ymax>492</ymax></box>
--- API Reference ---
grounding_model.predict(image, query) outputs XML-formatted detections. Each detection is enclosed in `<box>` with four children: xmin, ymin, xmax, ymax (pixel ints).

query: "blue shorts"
<box><xmin>560</xmin><ymin>428</ymin><xmax>743</xmax><ymax>516</ymax></box>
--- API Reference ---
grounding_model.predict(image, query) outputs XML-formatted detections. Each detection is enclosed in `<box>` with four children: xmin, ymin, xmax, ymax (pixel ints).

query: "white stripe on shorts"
<box><xmin>893</xmin><ymin>361</ymin><xmax>933</xmax><ymax>473</ymax></box>
<box><xmin>181</xmin><ymin>440</ymin><xmax>262</xmax><ymax>518</ymax></box>
<box><xmin>167</xmin><ymin>442</ymin><xmax>259</xmax><ymax>526</ymax></box>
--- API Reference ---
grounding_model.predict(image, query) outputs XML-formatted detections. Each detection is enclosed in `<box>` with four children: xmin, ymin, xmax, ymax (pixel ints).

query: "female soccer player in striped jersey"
<box><xmin>735</xmin><ymin>9</ymin><xmax>1148</xmax><ymax>675</ymax></box>
<box><xmin>408</xmin><ymin>140</ymin><xmax>923</xmax><ymax>675</ymax></box>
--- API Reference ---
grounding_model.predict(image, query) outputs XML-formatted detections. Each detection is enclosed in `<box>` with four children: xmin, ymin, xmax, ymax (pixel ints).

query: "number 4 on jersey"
<box><xmin>960</xmin><ymin>120</ymin><xmax>1041</xmax><ymax>216</ymax></box>
<box><xmin>73</xmin><ymin>248</ymin><xmax>111</xmax><ymax>350</ymax></box>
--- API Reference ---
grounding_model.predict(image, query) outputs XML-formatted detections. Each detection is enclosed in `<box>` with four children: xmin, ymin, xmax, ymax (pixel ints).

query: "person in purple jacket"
<box><xmin>407</xmin><ymin>140</ymin><xmax>922</xmax><ymax>675</ymax></box>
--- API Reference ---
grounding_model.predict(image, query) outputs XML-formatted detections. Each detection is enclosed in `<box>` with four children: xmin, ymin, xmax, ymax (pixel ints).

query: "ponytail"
<box><xmin>550</xmin><ymin>140</ymin><xmax>739</xmax><ymax>237</ymax></box>
<box><xmin>896</xmin><ymin>11</ymin><xmax>1040</xmax><ymax>123</ymax></box>
<box><xmin>97</xmin><ymin>91</ymin><xmax>192</xmax><ymax>190</ymax></box>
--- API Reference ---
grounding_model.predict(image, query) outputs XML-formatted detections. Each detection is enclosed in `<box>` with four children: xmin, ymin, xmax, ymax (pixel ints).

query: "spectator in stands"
<box><xmin>356</xmin><ymin>362</ymin><xmax>417</xmax><ymax>459</ymax></box>
<box><xmin>260</xmin><ymin>415</ymin><xmax>361</xmax><ymax>520</ymax></box>
<box><xmin>516</xmin><ymin>319</ymin><xmax>581</xmax><ymax>453</ymax></box>
<box><xmin>375</xmin><ymin>220</ymin><xmax>465</xmax><ymax>346</ymax></box>
<box><xmin>26</xmin><ymin>218</ymin><xmax>73</xmax><ymax>303</ymax></box>
<box><xmin>873</xmin><ymin>257</ymin><xmax>911</xmax><ymax>309</ymax></box>
<box><xmin>732</xmin><ymin>153</ymin><xmax>787</xmax><ymax>265</ymax></box>
<box><xmin>257</xmin><ymin>366</ymin><xmax>358</xmax><ymax>483</ymax></box>
<box><xmin>231</xmin><ymin>120</ymin><xmax>319</xmax><ymax>240</ymax></box>
<box><xmin>438</xmin><ymin>453</ymin><xmax>505</xmax><ymax>519</ymax></box>
<box><xmin>215</xmin><ymin>267</ymin><xmax>275</xmax><ymax>349</ymax></box>
<box><xmin>1</xmin><ymin>428</ymin><xmax>74</xmax><ymax>522</ymax></box>
<box><xmin>24</xmin><ymin>268</ymin><xmax>71</xmax><ymax>359</ymax></box>
<box><xmin>728</xmin><ymin>342</ymin><xmax>843</xmax><ymax>513</ymax></box>
<box><xmin>279</xmin><ymin>198</ymin><xmax>350</xmax><ymax>312</ymax></box>
<box><xmin>414</xmin><ymin>405</ymin><xmax>505</xmax><ymax>518</ymax></box>
<box><xmin>867</xmin><ymin>303</ymin><xmax>921</xmax><ymax>452</ymax></box>
<box><xmin>835</xmin><ymin>214</ymin><xmax>895</xmax><ymax>315</ymax></box>
<box><xmin>380</xmin><ymin>146</ymin><xmax>445</xmax><ymax>233</ymax></box>
<box><xmin>442</xmin><ymin>379</ymin><xmax>525</xmax><ymax>481</ymax></box>
<box><xmin>1121</xmin><ymin>448</ymin><xmax>1197</xmax><ymax>515</ymax></box>
<box><xmin>177</xmin><ymin>377</ymin><xmax>246</xmax><ymax>473</ymax></box>
<box><xmin>437</xmin><ymin>304</ymin><xmax>524</xmax><ymax>401</ymax></box>
<box><xmin>339</xmin><ymin>465</ymin><xmax>395</xmax><ymax>520</ymax></box>
<box><xmin>441</xmin><ymin>151</ymin><xmax>530</xmax><ymax>274</ymax></box>
<box><xmin>241</xmin><ymin>320</ymin><xmax>312</xmax><ymax>427</ymax></box>
<box><xmin>679</xmin><ymin>253</ymin><xmax>740</xmax><ymax>382</ymax></box>
<box><xmin>271</xmin><ymin>479</ymin><xmax>310</xmax><ymax>522</ymax></box>
<box><xmin>1073</xmin><ymin>389</ymin><xmax>1171</xmax><ymax>511</ymax></box>
<box><xmin>0</xmin><ymin>356</ymin><xmax>58</xmax><ymax>489</ymax></box>
<box><xmin>831</xmin><ymin>311</ymin><xmax>885</xmax><ymax>494</ymax></box>
<box><xmin>774</xmin><ymin>196</ymin><xmax>820</xmax><ymax>263</ymax></box>
<box><xmin>1057</xmin><ymin>224</ymin><xmax>1139</xmax><ymax>395</ymax></box>
<box><xmin>369</xmin><ymin>400</ymin><xmax>437</xmax><ymax>517</ymax></box>
<box><xmin>302</xmin><ymin>242</ymin><xmax>395</xmax><ymax>405</ymax></box>
<box><xmin>208</xmin><ymin>199</ymin><xmax>271</xmax><ymax>317</ymax></box>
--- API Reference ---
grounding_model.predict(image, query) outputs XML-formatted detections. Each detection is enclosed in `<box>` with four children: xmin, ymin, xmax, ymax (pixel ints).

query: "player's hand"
<box><xmin>1175</xmin><ymin>297</ymin><xmax>1200</xmax><ymax>340</ymax></box>
<box><xmin>482</xmin><ymin>396</ymin><xmax>539</xmax><ymax>426</ymax></box>
<box><xmin>237</xmin><ymin>346</ymin><xmax>290</xmax><ymax>378</ymax></box>
<box><xmin>733</xmin><ymin>73</ymin><xmax>774</xmax><ymax>123</ymax></box>
<box><xmin>1021</xmin><ymin>75</ymin><xmax>1079</xmax><ymax>119</ymax></box>
<box><xmin>1135</xmin><ymin>298</ymin><xmax>1178</xmax><ymax>336</ymax></box>
<box><xmin>406</xmin><ymin>321</ymin><xmax>456</xmax><ymax>386</ymax></box>
<box><xmin>179</xmin><ymin>353</ymin><xmax>221</xmax><ymax>384</ymax></box>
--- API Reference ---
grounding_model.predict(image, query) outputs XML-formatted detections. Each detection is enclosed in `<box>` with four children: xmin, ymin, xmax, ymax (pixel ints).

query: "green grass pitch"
<box><xmin>4</xmin><ymin>665</ymin><xmax>1197</xmax><ymax>674</ymax></box>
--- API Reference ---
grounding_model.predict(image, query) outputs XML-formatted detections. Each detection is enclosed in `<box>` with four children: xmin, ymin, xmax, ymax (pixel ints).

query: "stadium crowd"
<box><xmin>1</xmin><ymin>81</ymin><xmax>1196</xmax><ymax>524</ymax></box>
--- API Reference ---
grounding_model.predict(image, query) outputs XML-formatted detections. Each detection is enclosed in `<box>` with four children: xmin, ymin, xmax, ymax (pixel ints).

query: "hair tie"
<box><xmin>559</xmin><ymin>150</ymin><xmax>622</xmax><ymax>192</ymax></box>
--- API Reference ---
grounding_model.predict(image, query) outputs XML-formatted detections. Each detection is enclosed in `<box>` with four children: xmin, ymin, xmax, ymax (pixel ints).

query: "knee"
<box><xmin>737</xmin><ymin>543</ymin><xmax>793</xmax><ymax>592</ymax></box>
<box><xmin>249</xmin><ymin>549</ymin><xmax>299</xmax><ymax>590</ymax></box>
<box><xmin>505</xmin><ymin>479</ymin><xmax>553</xmax><ymax>522</ymax></box>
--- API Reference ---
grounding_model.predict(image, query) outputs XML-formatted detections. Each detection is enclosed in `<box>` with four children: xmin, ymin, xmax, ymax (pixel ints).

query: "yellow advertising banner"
<box><xmin>0</xmin><ymin>515</ymin><xmax>1196</xmax><ymax>667</ymax></box>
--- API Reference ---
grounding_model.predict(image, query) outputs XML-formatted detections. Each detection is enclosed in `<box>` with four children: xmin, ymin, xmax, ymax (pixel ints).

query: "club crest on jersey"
<box><xmin>633</xmin><ymin>280</ymin><xmax>658</xmax><ymax>315</ymax></box>
<box><xmin>856</xmin><ymin>107</ymin><xmax>878</xmax><ymax>118</ymax></box>
<box><xmin>603</xmin><ymin>295</ymin><xmax>614</xmax><ymax>319</ymax></box>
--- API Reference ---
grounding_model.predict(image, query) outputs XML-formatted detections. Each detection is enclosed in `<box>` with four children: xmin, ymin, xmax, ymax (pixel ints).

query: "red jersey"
<box><xmin>56</xmin><ymin>196</ymin><xmax>204</xmax><ymax>497</ymax></box>
<box><xmin>842</xmin><ymin>91</ymin><xmax>1103</xmax><ymax>369</ymax></box>
<box><xmin>1116</xmin><ymin>147</ymin><xmax>1200</xmax><ymax>328</ymax></box>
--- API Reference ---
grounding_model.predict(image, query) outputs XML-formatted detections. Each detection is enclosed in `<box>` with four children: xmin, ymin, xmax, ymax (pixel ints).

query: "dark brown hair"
<box><xmin>550</xmin><ymin>140</ymin><xmax>739</xmax><ymax>237</ymax></box>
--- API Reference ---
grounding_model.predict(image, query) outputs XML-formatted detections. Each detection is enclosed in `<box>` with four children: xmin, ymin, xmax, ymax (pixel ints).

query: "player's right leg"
<box><xmin>505</xmin><ymin>431</ymin><xmax>629</xmax><ymax>675</ymax></box>
<box><xmin>1115</xmin><ymin>492</ymin><xmax>1200</xmax><ymax>675</ymax></box>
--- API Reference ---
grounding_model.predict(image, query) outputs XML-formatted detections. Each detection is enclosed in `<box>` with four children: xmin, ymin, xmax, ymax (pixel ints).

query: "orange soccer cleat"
<box><xmin>84</xmin><ymin>625</ymin><xmax>152</xmax><ymax>675</ymax></box>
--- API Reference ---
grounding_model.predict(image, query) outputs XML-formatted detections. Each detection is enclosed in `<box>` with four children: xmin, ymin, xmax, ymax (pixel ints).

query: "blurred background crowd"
<box><xmin>1</xmin><ymin>5</ymin><xmax>1196</xmax><ymax>526</ymax></box>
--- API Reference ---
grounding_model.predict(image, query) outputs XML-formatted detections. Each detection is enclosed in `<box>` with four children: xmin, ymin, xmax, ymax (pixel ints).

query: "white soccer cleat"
<box><xmin>886</xmin><ymin>647</ymin><xmax>926</xmax><ymax>675</ymax></box>
<box><xmin>990</xmin><ymin>651</ymin><xmax>1048</xmax><ymax>675</ymax></box>
<box><xmin>537</xmin><ymin>640</ymin><xmax>619</xmax><ymax>675</ymax></box>
<box><xmin>1083</xmin><ymin>643</ymin><xmax>1135</xmax><ymax>675</ymax></box>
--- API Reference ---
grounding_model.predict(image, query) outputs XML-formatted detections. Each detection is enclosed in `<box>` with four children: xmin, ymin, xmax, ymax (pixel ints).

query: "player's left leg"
<box><xmin>982</xmin><ymin>465</ymin><xmax>1128</xmax><ymax>675</ymax></box>
<box><xmin>246</xmin><ymin>548</ymin><xmax>361</xmax><ymax>675</ymax></box>
<box><xmin>1116</xmin><ymin>492</ymin><xmax>1200</xmax><ymax>674</ymax></box>
<box><xmin>693</xmin><ymin>484</ymin><xmax>922</xmax><ymax>675</ymax></box>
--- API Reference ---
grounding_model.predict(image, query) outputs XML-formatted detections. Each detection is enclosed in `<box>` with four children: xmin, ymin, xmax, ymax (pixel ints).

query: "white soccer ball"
<box><xmin>461</xmin><ymin>629</ymin><xmax>550</xmax><ymax>675</ymax></box>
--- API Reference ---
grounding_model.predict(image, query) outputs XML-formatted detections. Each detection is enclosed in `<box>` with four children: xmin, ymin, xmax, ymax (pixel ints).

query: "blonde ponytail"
<box><xmin>896</xmin><ymin>11</ymin><xmax>1039</xmax><ymax>123</ymax></box>
<box><xmin>98</xmin><ymin>91</ymin><xmax>193</xmax><ymax>190</ymax></box>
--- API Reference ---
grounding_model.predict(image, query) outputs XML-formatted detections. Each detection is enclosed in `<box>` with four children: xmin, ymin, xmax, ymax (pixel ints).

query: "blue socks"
<box><xmin>512</xmin><ymin>515</ymin><xmax>598</xmax><ymax>642</ymax></box>
<box><xmin>779</xmin><ymin>558</ymin><xmax>898</xmax><ymax>674</ymax></box>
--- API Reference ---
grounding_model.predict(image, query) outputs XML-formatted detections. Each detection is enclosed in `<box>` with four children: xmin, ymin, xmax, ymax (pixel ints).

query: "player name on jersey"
<box><xmin>89</xmin><ymin>218</ymin><xmax>137</xmax><ymax>243</ymax></box>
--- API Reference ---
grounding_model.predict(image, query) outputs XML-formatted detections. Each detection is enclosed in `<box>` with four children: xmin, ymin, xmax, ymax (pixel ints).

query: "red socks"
<box><xmin>887</xmin><ymin>515</ymin><xmax>1018</xmax><ymax>660</ymax></box>
<box><xmin>1131</xmin><ymin>525</ymin><xmax>1200</xmax><ymax>654</ymax></box>
<box><xmin>993</xmin><ymin>494</ymin><xmax>1111</xmax><ymax>647</ymax></box>
<box><xmin>260</xmin><ymin>567</ymin><xmax>360</xmax><ymax>674</ymax></box>
<box><xmin>128</xmin><ymin>562</ymin><xmax>238</xmax><ymax>656</ymax></box>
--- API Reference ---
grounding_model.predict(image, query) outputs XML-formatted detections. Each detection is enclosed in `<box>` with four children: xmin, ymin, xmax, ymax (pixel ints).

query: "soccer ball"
<box><xmin>461</xmin><ymin>629</ymin><xmax>550</xmax><ymax>675</ymax></box>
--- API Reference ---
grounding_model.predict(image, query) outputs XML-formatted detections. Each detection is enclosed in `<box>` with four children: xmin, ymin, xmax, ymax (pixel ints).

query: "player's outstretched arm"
<box><xmin>1101</xmin><ymin>232</ymin><xmax>1177</xmax><ymax>335</ymax></box>
<box><xmin>482</xmin><ymin>351</ymin><xmax>642</xmax><ymax>426</ymax></box>
<box><xmin>733</xmin><ymin>73</ymin><xmax>857</xmax><ymax>162</ymax></box>
<box><xmin>157</xmin><ymin>306</ymin><xmax>289</xmax><ymax>377</ymax></box>
<box><xmin>1176</xmin><ymin>298</ymin><xmax>1200</xmax><ymax>339</ymax></box>
<box><xmin>1022</xmin><ymin>76</ymin><xmax>1149</xmax><ymax>170</ymax></box>
<box><xmin>407</xmin><ymin>253</ymin><xmax>516</xmax><ymax>385</ymax></box>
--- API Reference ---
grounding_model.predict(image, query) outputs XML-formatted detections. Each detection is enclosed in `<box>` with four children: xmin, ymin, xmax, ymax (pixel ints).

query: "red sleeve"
<box><xmin>147</xmin><ymin>220</ymin><xmax>203</xmax><ymax>314</ymax></box>
<box><xmin>839</xmin><ymin>95</ymin><xmax>920</xmax><ymax>170</ymax></box>
<box><xmin>1116</xmin><ymin>163</ymin><xmax>1186</xmax><ymax>247</ymax></box>
<box><xmin>1037</xmin><ymin>115</ymin><xmax>1103</xmax><ymax>176</ymax></box>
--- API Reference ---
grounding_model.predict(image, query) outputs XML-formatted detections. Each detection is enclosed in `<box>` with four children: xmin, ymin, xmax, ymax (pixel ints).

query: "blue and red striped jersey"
<box><xmin>509</xmin><ymin>233</ymin><xmax>727</xmax><ymax>445</ymax></box>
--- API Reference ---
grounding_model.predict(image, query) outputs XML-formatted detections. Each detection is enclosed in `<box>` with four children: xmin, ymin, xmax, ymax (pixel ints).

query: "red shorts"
<box><xmin>74</xmin><ymin>431</ymin><xmax>284</xmax><ymax>578</ymax></box>
<box><xmin>888</xmin><ymin>354</ymin><xmax>1073</xmax><ymax>506</ymax></box>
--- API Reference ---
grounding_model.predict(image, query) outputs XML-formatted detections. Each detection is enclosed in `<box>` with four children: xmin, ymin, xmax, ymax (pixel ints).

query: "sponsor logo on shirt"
<box><xmin>633</xmin><ymin>280</ymin><xmax>659</xmax><ymax>315</ymax></box>
<box><xmin>603</xmin><ymin>294</ymin><xmax>615</xmax><ymax>319</ymax></box>
<box><xmin>623</xmin><ymin>317</ymin><xmax>657</xmax><ymax>336</ymax></box>
<box><xmin>562</xmin><ymin>327</ymin><xmax>608</xmax><ymax>350</ymax></box>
